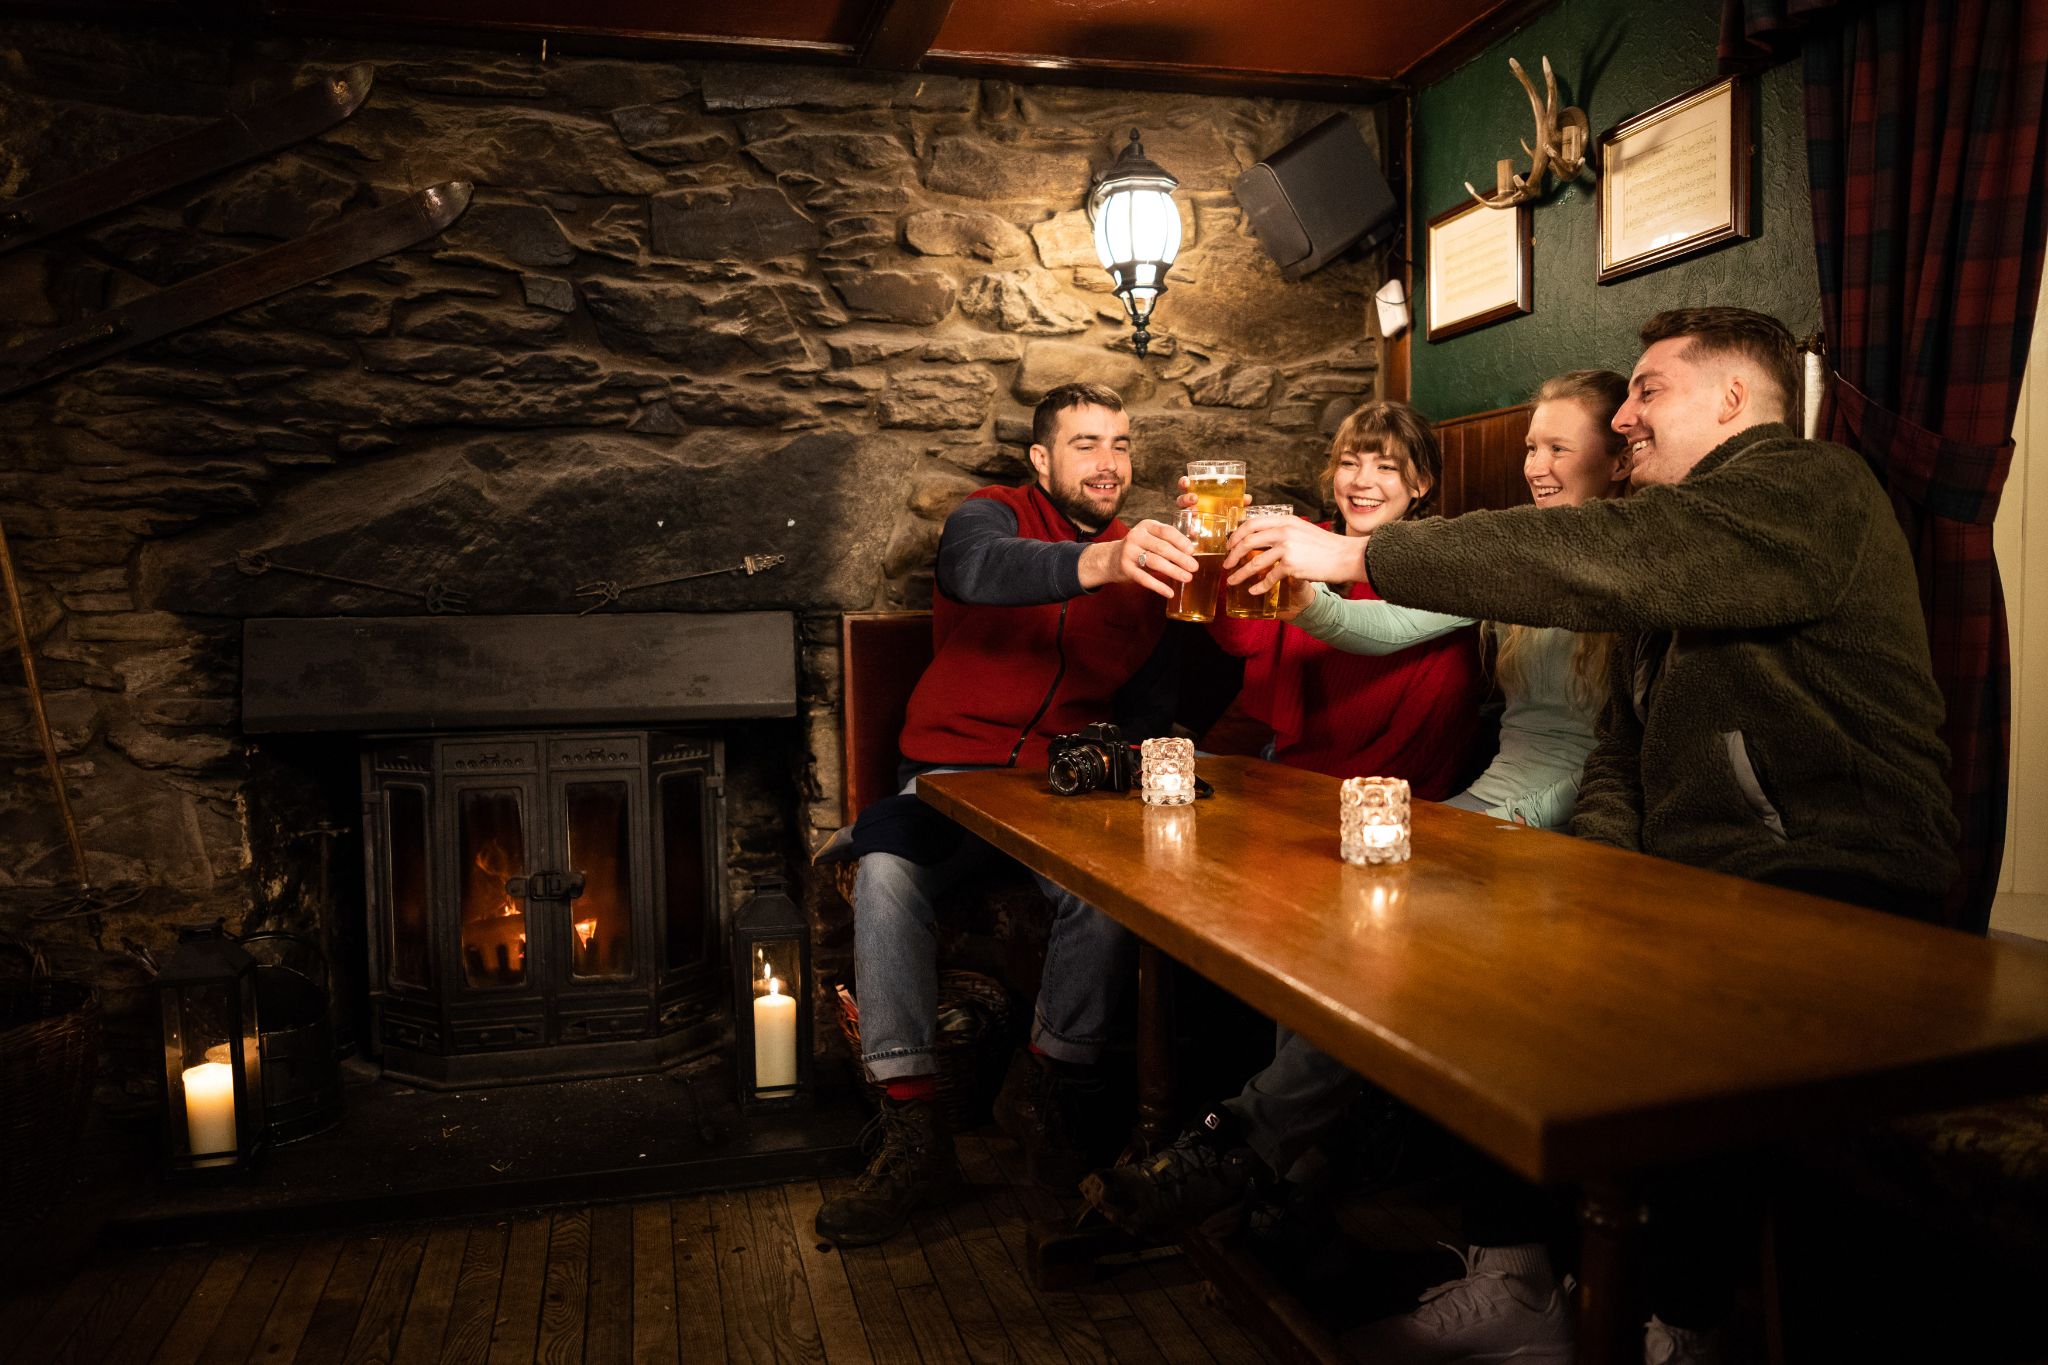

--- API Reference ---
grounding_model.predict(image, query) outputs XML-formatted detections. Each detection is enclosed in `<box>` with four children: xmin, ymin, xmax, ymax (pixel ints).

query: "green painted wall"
<box><xmin>1411</xmin><ymin>0</ymin><xmax>1821</xmax><ymax>419</ymax></box>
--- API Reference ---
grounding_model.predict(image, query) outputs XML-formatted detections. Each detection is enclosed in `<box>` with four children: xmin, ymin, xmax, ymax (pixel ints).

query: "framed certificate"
<box><xmin>1596</xmin><ymin>75</ymin><xmax>1752</xmax><ymax>284</ymax></box>
<box><xmin>1425</xmin><ymin>199</ymin><xmax>1532</xmax><ymax>342</ymax></box>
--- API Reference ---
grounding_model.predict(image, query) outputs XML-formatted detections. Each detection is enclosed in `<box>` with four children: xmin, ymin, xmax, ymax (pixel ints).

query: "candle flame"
<box><xmin>573</xmin><ymin>918</ymin><xmax>597</xmax><ymax>950</ymax></box>
<box><xmin>766</xmin><ymin>975</ymin><xmax>783</xmax><ymax>997</ymax></box>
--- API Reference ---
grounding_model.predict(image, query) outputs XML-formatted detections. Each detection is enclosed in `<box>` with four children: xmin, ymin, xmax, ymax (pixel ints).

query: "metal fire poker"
<box><xmin>0</xmin><ymin>517</ymin><xmax>89</xmax><ymax>890</ymax></box>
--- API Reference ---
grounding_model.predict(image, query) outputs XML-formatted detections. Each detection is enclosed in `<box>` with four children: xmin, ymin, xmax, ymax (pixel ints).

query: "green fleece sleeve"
<box><xmin>1365</xmin><ymin>436</ymin><xmax>1877</xmax><ymax>634</ymax></box>
<box><xmin>1291</xmin><ymin>585</ymin><xmax>1473</xmax><ymax>656</ymax></box>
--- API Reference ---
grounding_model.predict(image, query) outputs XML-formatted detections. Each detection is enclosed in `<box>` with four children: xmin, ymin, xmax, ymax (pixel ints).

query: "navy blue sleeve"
<box><xmin>935</xmin><ymin>498</ymin><xmax>1089</xmax><ymax>606</ymax></box>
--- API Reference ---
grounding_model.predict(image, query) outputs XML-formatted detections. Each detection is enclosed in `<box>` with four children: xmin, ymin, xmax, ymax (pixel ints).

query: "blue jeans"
<box><xmin>852</xmin><ymin>773</ymin><xmax>1136</xmax><ymax>1082</ymax></box>
<box><xmin>1222</xmin><ymin>1023</ymin><xmax>1361</xmax><ymax>1178</ymax></box>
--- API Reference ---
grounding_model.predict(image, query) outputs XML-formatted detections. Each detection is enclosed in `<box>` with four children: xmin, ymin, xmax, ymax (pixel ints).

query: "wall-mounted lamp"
<box><xmin>1090</xmin><ymin>129</ymin><xmax>1182</xmax><ymax>357</ymax></box>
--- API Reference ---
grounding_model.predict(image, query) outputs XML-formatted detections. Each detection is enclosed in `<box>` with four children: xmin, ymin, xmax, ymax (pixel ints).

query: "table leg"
<box><xmin>1577</xmin><ymin>1176</ymin><xmax>1649</xmax><ymax>1365</ymax></box>
<box><xmin>1135</xmin><ymin>941</ymin><xmax>1175</xmax><ymax>1155</ymax></box>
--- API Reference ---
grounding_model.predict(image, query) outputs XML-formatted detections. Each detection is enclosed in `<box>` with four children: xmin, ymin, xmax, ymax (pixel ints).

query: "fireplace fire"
<box><xmin>362</xmin><ymin>729</ymin><xmax>727</xmax><ymax>1087</ymax></box>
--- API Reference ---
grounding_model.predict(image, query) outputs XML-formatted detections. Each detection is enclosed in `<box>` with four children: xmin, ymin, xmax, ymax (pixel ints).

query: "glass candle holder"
<box><xmin>1140</xmin><ymin>737</ymin><xmax>1196</xmax><ymax>807</ymax></box>
<box><xmin>1340</xmin><ymin>776</ymin><xmax>1410</xmax><ymax>864</ymax></box>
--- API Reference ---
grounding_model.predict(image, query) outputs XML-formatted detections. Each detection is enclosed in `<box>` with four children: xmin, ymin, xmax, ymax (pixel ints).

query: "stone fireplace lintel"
<box><xmin>241</xmin><ymin>611</ymin><xmax>797</xmax><ymax>732</ymax></box>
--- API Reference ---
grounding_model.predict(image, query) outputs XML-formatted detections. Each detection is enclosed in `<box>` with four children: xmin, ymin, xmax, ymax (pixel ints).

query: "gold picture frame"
<box><xmin>1425</xmin><ymin>199</ymin><xmax>1533</xmax><ymax>342</ymax></box>
<box><xmin>1596</xmin><ymin>75</ymin><xmax>1753</xmax><ymax>284</ymax></box>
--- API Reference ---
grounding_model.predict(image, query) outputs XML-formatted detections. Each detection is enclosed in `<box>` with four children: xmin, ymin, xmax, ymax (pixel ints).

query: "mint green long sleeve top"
<box><xmin>1291</xmin><ymin>586</ymin><xmax>1598</xmax><ymax>829</ymax></box>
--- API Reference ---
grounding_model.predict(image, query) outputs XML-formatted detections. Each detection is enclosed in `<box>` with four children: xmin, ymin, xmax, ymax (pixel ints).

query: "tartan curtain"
<box><xmin>1723</xmin><ymin>0</ymin><xmax>2048</xmax><ymax>932</ymax></box>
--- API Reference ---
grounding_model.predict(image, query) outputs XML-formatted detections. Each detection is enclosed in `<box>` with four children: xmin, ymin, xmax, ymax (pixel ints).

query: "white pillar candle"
<box><xmin>183</xmin><ymin>1059</ymin><xmax>237</xmax><ymax>1155</ymax></box>
<box><xmin>753</xmin><ymin>975</ymin><xmax>797</xmax><ymax>1091</ymax></box>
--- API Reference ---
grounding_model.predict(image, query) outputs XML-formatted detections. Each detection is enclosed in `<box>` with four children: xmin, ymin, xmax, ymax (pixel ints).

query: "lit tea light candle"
<box><xmin>753</xmin><ymin>965</ymin><xmax>797</xmax><ymax>1090</ymax></box>
<box><xmin>1340</xmin><ymin>776</ymin><xmax>1411</xmax><ymax>865</ymax></box>
<box><xmin>1140</xmin><ymin>737</ymin><xmax>1196</xmax><ymax>807</ymax></box>
<box><xmin>183</xmin><ymin>1045</ymin><xmax>237</xmax><ymax>1155</ymax></box>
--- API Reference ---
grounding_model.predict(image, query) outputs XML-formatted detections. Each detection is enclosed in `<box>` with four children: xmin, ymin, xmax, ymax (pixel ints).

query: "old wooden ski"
<box><xmin>0</xmin><ymin>180</ymin><xmax>472</xmax><ymax>398</ymax></box>
<box><xmin>0</xmin><ymin>65</ymin><xmax>375</xmax><ymax>256</ymax></box>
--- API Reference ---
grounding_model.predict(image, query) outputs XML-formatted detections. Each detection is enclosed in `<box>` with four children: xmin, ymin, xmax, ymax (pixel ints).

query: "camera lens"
<box><xmin>1049</xmin><ymin>749</ymin><xmax>1105</xmax><ymax>795</ymax></box>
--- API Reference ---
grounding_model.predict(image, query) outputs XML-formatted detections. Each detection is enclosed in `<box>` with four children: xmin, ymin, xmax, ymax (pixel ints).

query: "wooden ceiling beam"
<box><xmin>1398</xmin><ymin>0</ymin><xmax>1560</xmax><ymax>89</ymax></box>
<box><xmin>921</xmin><ymin>50</ymin><xmax>1404</xmax><ymax>104</ymax></box>
<box><xmin>858</xmin><ymin>0</ymin><xmax>953</xmax><ymax>71</ymax></box>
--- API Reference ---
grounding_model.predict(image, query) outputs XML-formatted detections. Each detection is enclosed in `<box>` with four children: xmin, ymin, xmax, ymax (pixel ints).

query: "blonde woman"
<box><xmin>1277</xmin><ymin>369</ymin><xmax>1632</xmax><ymax>829</ymax></box>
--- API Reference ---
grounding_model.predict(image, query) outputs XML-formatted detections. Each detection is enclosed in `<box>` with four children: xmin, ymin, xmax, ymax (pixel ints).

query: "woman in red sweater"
<box><xmin>1206</xmin><ymin>400</ymin><xmax>1481</xmax><ymax>796</ymax></box>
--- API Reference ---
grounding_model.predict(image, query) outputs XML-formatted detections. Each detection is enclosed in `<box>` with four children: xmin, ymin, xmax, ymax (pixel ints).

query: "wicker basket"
<box><xmin>837</xmin><ymin>969</ymin><xmax>1011</xmax><ymax>1130</ymax></box>
<box><xmin>0</xmin><ymin>942</ymin><xmax>100</xmax><ymax>1234</ymax></box>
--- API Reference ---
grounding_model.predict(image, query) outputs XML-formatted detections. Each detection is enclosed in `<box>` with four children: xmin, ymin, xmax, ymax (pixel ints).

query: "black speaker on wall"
<box><xmin>1233</xmin><ymin>113</ymin><xmax>1398</xmax><ymax>281</ymax></box>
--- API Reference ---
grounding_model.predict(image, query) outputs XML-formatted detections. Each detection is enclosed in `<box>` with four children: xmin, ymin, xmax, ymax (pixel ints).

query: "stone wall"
<box><xmin>0</xmin><ymin>21</ymin><xmax>1386</xmax><ymax>1020</ymax></box>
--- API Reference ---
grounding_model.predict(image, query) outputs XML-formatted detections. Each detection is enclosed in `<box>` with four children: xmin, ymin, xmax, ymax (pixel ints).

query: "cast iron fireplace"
<box><xmin>361</xmin><ymin>728</ymin><xmax>727</xmax><ymax>1087</ymax></box>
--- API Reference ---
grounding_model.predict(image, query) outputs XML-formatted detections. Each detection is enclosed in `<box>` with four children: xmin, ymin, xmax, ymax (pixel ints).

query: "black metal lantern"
<box><xmin>156</xmin><ymin>922</ymin><xmax>266</xmax><ymax>1176</ymax></box>
<box><xmin>731</xmin><ymin>876</ymin><xmax>810</xmax><ymax>1109</ymax></box>
<box><xmin>1090</xmin><ymin>128</ymin><xmax>1183</xmax><ymax>357</ymax></box>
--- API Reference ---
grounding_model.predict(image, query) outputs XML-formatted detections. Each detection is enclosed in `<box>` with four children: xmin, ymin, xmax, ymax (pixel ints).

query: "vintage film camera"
<box><xmin>1047</xmin><ymin>722</ymin><xmax>1137</xmax><ymax>796</ymax></box>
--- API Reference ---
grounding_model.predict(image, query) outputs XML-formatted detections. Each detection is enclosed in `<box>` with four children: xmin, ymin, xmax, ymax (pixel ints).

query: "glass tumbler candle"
<box><xmin>1340</xmin><ymin>776</ymin><xmax>1411</xmax><ymax>864</ymax></box>
<box><xmin>1140</xmin><ymin>737</ymin><xmax>1196</xmax><ymax>806</ymax></box>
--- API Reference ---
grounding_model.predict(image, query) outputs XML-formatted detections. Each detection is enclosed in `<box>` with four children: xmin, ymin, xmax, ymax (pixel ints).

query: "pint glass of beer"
<box><xmin>1165</xmin><ymin>508</ymin><xmax>1229</xmax><ymax>623</ymax></box>
<box><xmin>1186</xmin><ymin>460</ymin><xmax>1246</xmax><ymax>529</ymax></box>
<box><xmin>1224</xmin><ymin>504</ymin><xmax>1299</xmax><ymax>620</ymax></box>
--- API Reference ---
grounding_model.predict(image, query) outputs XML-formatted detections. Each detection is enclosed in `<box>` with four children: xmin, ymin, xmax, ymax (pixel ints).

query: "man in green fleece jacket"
<box><xmin>1225</xmin><ymin>308</ymin><xmax>1961</xmax><ymax>1363</ymax></box>
<box><xmin>1230</xmin><ymin>306</ymin><xmax>1958</xmax><ymax>916</ymax></box>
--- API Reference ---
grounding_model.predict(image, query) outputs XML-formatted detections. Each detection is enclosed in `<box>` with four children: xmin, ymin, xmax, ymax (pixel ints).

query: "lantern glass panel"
<box><xmin>747</xmin><ymin>937</ymin><xmax>802</xmax><ymax>1096</ymax></box>
<box><xmin>566</xmin><ymin>781</ymin><xmax>633</xmax><ymax>978</ymax></box>
<box><xmin>458</xmin><ymin>788</ymin><xmax>528</xmax><ymax>989</ymax></box>
<box><xmin>660</xmin><ymin>770</ymin><xmax>710</xmax><ymax>971</ymax></box>
<box><xmin>162</xmin><ymin>980</ymin><xmax>243</xmax><ymax>1161</ymax></box>
<box><xmin>386</xmin><ymin>783</ymin><xmax>430</xmax><ymax>989</ymax></box>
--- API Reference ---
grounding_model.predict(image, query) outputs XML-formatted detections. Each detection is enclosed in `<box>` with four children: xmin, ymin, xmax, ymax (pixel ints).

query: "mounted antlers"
<box><xmin>1464</xmin><ymin>56</ymin><xmax>1590</xmax><ymax>209</ymax></box>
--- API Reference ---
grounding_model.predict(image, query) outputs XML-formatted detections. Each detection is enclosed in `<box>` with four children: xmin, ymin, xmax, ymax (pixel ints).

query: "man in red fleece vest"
<box><xmin>815</xmin><ymin>383</ymin><xmax>1200</xmax><ymax>1248</ymax></box>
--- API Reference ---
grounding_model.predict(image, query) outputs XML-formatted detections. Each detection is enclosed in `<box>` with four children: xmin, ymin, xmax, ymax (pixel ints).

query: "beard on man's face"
<box><xmin>1042</xmin><ymin>470</ymin><xmax>1127</xmax><ymax>531</ymax></box>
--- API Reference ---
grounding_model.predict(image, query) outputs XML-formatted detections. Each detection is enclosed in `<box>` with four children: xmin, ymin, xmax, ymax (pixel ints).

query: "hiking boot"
<box><xmin>1079</xmin><ymin>1107</ymin><xmax>1270</xmax><ymax>1241</ymax></box>
<box><xmin>813</xmin><ymin>1096</ymin><xmax>959</xmax><ymax>1248</ymax></box>
<box><xmin>1643</xmin><ymin>1315</ymin><xmax>1723</xmax><ymax>1365</ymax></box>
<box><xmin>991</xmin><ymin>1049</ymin><xmax>1105</xmax><ymax>1192</ymax></box>
<box><xmin>1342</xmin><ymin>1244</ymin><xmax>1573</xmax><ymax>1364</ymax></box>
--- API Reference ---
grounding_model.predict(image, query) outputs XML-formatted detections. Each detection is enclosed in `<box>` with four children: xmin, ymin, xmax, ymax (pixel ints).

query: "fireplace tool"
<box><xmin>0</xmin><ymin>516</ymin><xmax>87</xmax><ymax>894</ymax></box>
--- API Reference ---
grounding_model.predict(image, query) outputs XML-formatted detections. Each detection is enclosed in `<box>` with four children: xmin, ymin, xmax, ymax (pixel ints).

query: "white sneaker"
<box><xmin>1343</xmin><ymin>1245</ymin><xmax>1574</xmax><ymax>1364</ymax></box>
<box><xmin>1642</xmin><ymin>1315</ymin><xmax>1722</xmax><ymax>1365</ymax></box>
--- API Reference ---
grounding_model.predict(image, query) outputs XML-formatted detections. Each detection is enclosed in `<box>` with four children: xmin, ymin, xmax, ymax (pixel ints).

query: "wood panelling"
<box><xmin>1434</xmin><ymin>402</ymin><xmax>1532</xmax><ymax>517</ymax></box>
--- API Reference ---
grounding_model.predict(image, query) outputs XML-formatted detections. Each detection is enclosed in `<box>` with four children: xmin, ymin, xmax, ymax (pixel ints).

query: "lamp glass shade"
<box><xmin>1089</xmin><ymin>130</ymin><xmax>1182</xmax><ymax>354</ymax></box>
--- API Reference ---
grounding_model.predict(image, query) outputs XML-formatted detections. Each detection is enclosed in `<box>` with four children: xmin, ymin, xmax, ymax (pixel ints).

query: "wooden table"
<box><xmin>920</xmin><ymin>758</ymin><xmax>2048</xmax><ymax>1362</ymax></box>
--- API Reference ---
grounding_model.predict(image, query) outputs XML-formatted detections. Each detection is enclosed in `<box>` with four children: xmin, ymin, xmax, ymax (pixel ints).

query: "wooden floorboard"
<box><xmin>779</xmin><ymin>1183</ymin><xmax>875</xmax><ymax>1365</ymax></box>
<box><xmin>245</xmin><ymin>1236</ymin><xmax>345</xmax><ymax>1365</ymax></box>
<box><xmin>439</xmin><ymin>1221</ymin><xmax>510</xmax><ymax>1365</ymax></box>
<box><xmin>96</xmin><ymin>1252</ymin><xmax>212</xmax><ymax>1365</ymax></box>
<box><xmin>199</xmin><ymin>1239</ymin><xmax>302</xmax><ymax>1364</ymax></box>
<box><xmin>669</xmin><ymin>1196</ymin><xmax>726</xmax><ymax>1364</ymax></box>
<box><xmin>820</xmin><ymin>1179</ymin><xmax>923</xmax><ymax>1365</ymax></box>
<box><xmin>910</xmin><ymin>1200</ymin><xmax>1022</xmax><ymax>1364</ymax></box>
<box><xmin>7</xmin><ymin>1253</ymin><xmax>123</xmax><ymax>1365</ymax></box>
<box><xmin>487</xmin><ymin>1215</ymin><xmax>552</xmax><ymax>1365</ymax></box>
<box><xmin>342</xmin><ymin>1226</ymin><xmax>427</xmax><ymax>1365</ymax></box>
<box><xmin>392</xmin><ymin>1223</ymin><xmax>471</xmax><ymax>1365</ymax></box>
<box><xmin>629</xmin><ymin>1200</ymin><xmax>680</xmax><ymax>1365</ymax></box>
<box><xmin>536</xmin><ymin>1208</ymin><xmax>591</xmax><ymax>1365</ymax></box>
<box><xmin>21</xmin><ymin>1154</ymin><xmax>1404</xmax><ymax>1365</ymax></box>
<box><xmin>53</xmin><ymin>1248</ymin><xmax>172</xmax><ymax>1365</ymax></box>
<box><xmin>152</xmin><ymin>1244</ymin><xmax>259</xmax><ymax>1365</ymax></box>
<box><xmin>953</xmin><ymin>1139</ymin><xmax>1113</xmax><ymax>1365</ymax></box>
<box><xmin>745</xmin><ymin>1185</ymin><xmax>829</xmax><ymax>1365</ymax></box>
<box><xmin>586</xmin><ymin>1201</ymin><xmax>634</xmax><ymax>1365</ymax></box>
<box><xmin>293</xmin><ymin>1233</ymin><xmax>387</xmax><ymax>1365</ymax></box>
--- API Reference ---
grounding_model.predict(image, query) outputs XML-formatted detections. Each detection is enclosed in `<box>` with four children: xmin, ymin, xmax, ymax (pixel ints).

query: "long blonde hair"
<box><xmin>1485</xmin><ymin>370</ymin><xmax>1628</xmax><ymax>710</ymax></box>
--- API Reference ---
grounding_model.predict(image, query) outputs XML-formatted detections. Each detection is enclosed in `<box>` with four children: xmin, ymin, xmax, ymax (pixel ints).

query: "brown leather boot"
<box><xmin>813</xmin><ymin>1096</ymin><xmax>959</xmax><ymax>1247</ymax></box>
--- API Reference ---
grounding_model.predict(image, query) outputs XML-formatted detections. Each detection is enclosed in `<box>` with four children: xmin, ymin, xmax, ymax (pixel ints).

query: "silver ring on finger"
<box><xmin>1138</xmin><ymin>550</ymin><xmax>1150</xmax><ymax>570</ymax></box>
